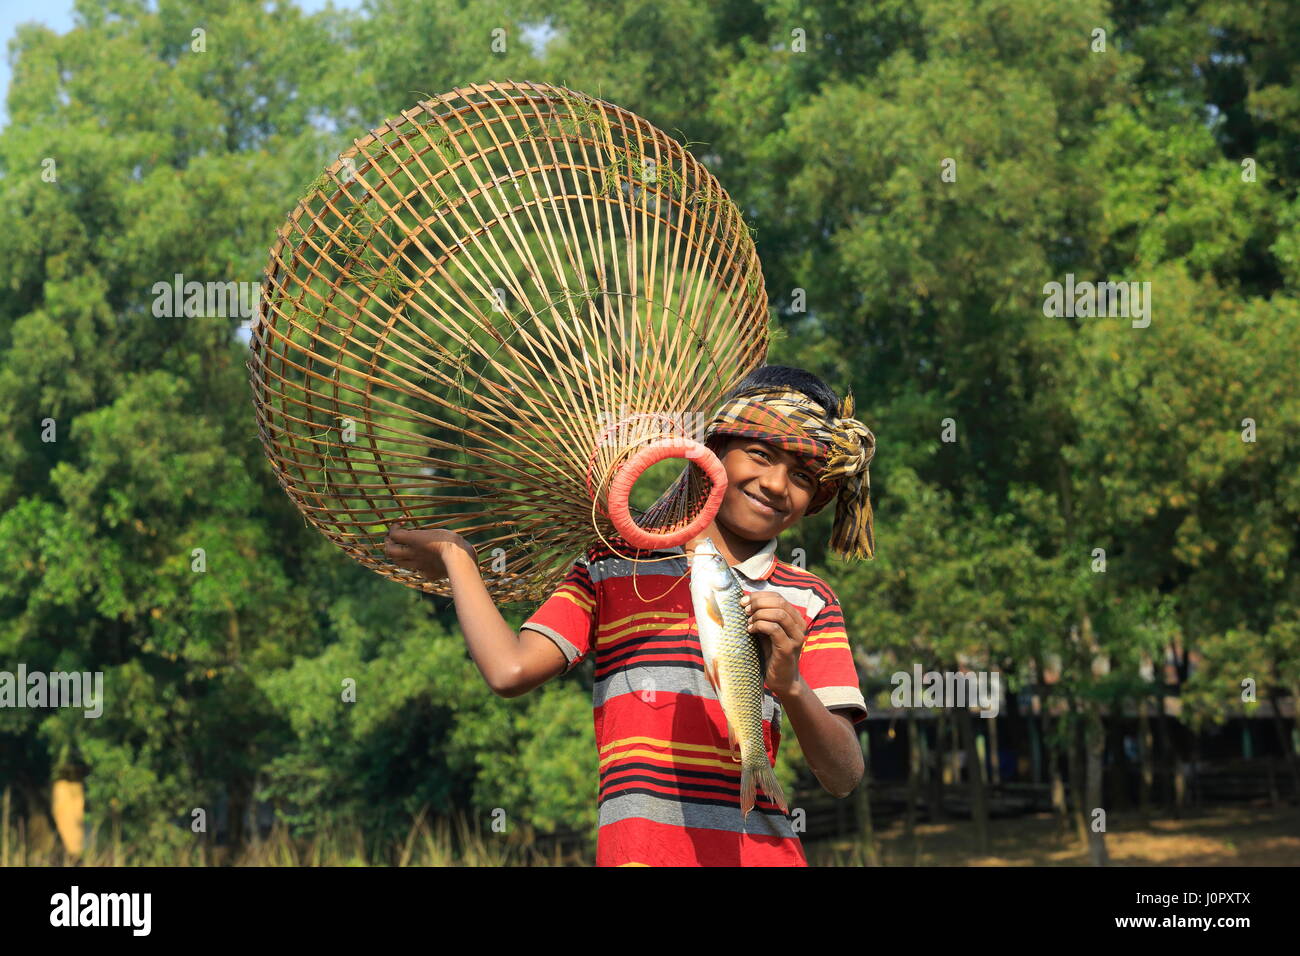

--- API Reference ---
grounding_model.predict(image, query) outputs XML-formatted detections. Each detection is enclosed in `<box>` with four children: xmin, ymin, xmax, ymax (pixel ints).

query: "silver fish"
<box><xmin>688</xmin><ymin>536</ymin><xmax>789</xmax><ymax>818</ymax></box>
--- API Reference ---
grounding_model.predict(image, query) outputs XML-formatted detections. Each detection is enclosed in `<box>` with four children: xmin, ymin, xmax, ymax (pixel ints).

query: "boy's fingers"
<box><xmin>384</xmin><ymin>540</ymin><xmax>413</xmax><ymax>558</ymax></box>
<box><xmin>743</xmin><ymin>592</ymin><xmax>786</xmax><ymax>612</ymax></box>
<box><xmin>747</xmin><ymin>606</ymin><xmax>794</xmax><ymax>627</ymax></box>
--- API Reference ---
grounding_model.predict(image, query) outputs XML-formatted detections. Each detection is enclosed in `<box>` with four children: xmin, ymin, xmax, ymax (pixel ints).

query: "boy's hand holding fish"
<box><xmin>739</xmin><ymin>590</ymin><xmax>806</xmax><ymax>698</ymax></box>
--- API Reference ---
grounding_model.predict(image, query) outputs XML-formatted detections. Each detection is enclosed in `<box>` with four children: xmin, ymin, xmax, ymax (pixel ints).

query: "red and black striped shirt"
<box><xmin>521</xmin><ymin>536</ymin><xmax>867</xmax><ymax>866</ymax></box>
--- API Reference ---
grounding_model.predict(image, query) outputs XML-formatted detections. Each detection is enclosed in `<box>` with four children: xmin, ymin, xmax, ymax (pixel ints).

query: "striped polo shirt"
<box><xmin>521</xmin><ymin>535</ymin><xmax>868</xmax><ymax>867</ymax></box>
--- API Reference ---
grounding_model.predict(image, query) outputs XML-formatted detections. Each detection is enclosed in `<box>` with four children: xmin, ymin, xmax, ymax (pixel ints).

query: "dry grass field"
<box><xmin>809</xmin><ymin>805</ymin><xmax>1300</xmax><ymax>866</ymax></box>
<box><xmin>6</xmin><ymin>803</ymin><xmax>1297</xmax><ymax>867</ymax></box>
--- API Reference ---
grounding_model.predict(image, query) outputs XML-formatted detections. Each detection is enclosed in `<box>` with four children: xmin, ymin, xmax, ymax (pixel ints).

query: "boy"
<box><xmin>384</xmin><ymin>365</ymin><xmax>876</xmax><ymax>866</ymax></box>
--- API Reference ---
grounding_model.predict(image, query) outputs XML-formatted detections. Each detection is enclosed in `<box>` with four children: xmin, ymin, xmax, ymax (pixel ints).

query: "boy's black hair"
<box><xmin>718</xmin><ymin>364</ymin><xmax>839</xmax><ymax>417</ymax></box>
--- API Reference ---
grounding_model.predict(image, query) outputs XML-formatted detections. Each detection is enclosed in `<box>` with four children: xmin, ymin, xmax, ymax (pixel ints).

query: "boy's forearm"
<box><xmin>440</xmin><ymin>546</ymin><xmax>524</xmax><ymax>693</ymax></box>
<box><xmin>777</xmin><ymin>677</ymin><xmax>864</xmax><ymax>798</ymax></box>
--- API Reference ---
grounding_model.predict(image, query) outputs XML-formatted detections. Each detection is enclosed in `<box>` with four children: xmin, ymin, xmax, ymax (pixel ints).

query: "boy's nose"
<box><xmin>757</xmin><ymin>469</ymin><xmax>789</xmax><ymax>500</ymax></box>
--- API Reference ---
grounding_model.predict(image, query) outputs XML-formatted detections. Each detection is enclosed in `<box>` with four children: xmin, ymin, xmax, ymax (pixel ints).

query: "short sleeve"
<box><xmin>799</xmin><ymin>590</ymin><xmax>867</xmax><ymax>725</ymax></box>
<box><xmin>520</xmin><ymin>556</ymin><xmax>598</xmax><ymax>674</ymax></box>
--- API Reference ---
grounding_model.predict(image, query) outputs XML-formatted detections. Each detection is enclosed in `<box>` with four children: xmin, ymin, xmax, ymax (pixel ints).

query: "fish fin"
<box><xmin>754</xmin><ymin>763</ymin><xmax>789</xmax><ymax>816</ymax></box>
<box><xmin>740</xmin><ymin>767</ymin><xmax>756</xmax><ymax>819</ymax></box>
<box><xmin>726</xmin><ymin>720</ymin><xmax>740</xmax><ymax>762</ymax></box>
<box><xmin>705</xmin><ymin>590</ymin><xmax>726</xmax><ymax>629</ymax></box>
<box><xmin>703</xmin><ymin>656</ymin><xmax>721</xmax><ymax>694</ymax></box>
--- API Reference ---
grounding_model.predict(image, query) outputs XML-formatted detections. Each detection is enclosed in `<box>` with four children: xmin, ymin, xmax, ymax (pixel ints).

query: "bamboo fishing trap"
<box><xmin>248</xmin><ymin>80</ymin><xmax>768</xmax><ymax>603</ymax></box>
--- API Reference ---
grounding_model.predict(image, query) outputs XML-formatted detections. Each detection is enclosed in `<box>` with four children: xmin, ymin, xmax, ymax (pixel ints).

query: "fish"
<box><xmin>688</xmin><ymin>536</ymin><xmax>789</xmax><ymax>818</ymax></box>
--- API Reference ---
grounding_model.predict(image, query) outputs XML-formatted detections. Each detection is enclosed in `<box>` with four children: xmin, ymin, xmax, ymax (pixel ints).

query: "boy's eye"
<box><xmin>749</xmin><ymin>446</ymin><xmax>812</xmax><ymax>485</ymax></box>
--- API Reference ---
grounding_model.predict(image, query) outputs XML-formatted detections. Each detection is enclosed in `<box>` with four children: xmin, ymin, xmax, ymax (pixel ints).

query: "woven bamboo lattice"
<box><xmin>248</xmin><ymin>80</ymin><xmax>768</xmax><ymax>603</ymax></box>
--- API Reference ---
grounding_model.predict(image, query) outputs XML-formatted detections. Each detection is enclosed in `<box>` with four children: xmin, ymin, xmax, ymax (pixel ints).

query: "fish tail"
<box><xmin>740</xmin><ymin>763</ymin><xmax>789</xmax><ymax>818</ymax></box>
<box><xmin>753</xmin><ymin>763</ymin><xmax>789</xmax><ymax>816</ymax></box>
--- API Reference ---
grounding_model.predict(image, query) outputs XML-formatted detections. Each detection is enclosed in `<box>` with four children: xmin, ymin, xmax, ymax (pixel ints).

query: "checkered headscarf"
<box><xmin>703</xmin><ymin>386</ymin><xmax>877</xmax><ymax>559</ymax></box>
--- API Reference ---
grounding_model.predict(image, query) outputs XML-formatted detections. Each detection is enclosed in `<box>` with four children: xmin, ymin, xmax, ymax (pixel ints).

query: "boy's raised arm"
<box><xmin>384</xmin><ymin>526</ymin><xmax>566</xmax><ymax>697</ymax></box>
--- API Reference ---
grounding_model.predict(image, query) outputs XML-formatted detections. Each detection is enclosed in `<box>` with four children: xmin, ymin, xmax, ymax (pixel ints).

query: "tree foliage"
<box><xmin>2</xmin><ymin>0</ymin><xmax>1297</xmax><ymax>857</ymax></box>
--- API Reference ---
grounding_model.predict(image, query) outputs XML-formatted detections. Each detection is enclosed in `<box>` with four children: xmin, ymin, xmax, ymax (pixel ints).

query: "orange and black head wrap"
<box><xmin>702</xmin><ymin>386</ymin><xmax>877</xmax><ymax>559</ymax></box>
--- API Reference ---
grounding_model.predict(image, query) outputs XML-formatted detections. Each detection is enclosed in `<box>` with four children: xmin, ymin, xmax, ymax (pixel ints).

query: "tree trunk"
<box><xmin>1108</xmin><ymin>705</ymin><xmax>1130</xmax><ymax>812</ymax></box>
<box><xmin>1066</xmin><ymin>708</ymin><xmax>1088</xmax><ymax>846</ymax></box>
<box><xmin>227</xmin><ymin>782</ymin><xmax>248</xmax><ymax>850</ymax></box>
<box><xmin>1028</xmin><ymin>712</ymin><xmax>1043</xmax><ymax>783</ymax></box>
<box><xmin>928</xmin><ymin>715</ymin><xmax>947</xmax><ymax>823</ymax></box>
<box><xmin>1166</xmin><ymin>641</ymin><xmax>1189</xmax><ymax>815</ymax></box>
<box><xmin>1137</xmin><ymin>695</ymin><xmax>1154</xmax><ymax>821</ymax></box>
<box><xmin>905</xmin><ymin>710</ymin><xmax>921</xmax><ymax>855</ymax></box>
<box><xmin>1049</xmin><ymin>713</ymin><xmax>1068</xmax><ymax>827</ymax></box>
<box><xmin>854</xmin><ymin>728</ymin><xmax>878</xmax><ymax>865</ymax></box>
<box><xmin>111</xmin><ymin>808</ymin><xmax>121</xmax><ymax>867</ymax></box>
<box><xmin>960</xmin><ymin>707</ymin><xmax>990</xmax><ymax>855</ymax></box>
<box><xmin>1291</xmin><ymin>683</ymin><xmax>1300</xmax><ymax>801</ymax></box>
<box><xmin>1155</xmin><ymin>690</ymin><xmax>1183</xmax><ymax>816</ymax></box>
<box><xmin>51</xmin><ymin>779</ymin><xmax>85</xmax><ymax>859</ymax></box>
<box><xmin>1084</xmin><ymin>703</ymin><xmax>1110</xmax><ymax>865</ymax></box>
<box><xmin>950</xmin><ymin>713</ymin><xmax>962</xmax><ymax>784</ymax></box>
<box><xmin>1173</xmin><ymin>744</ymin><xmax>1188</xmax><ymax>814</ymax></box>
<box><xmin>989</xmin><ymin>712</ymin><xmax>1001</xmax><ymax>785</ymax></box>
<box><xmin>1071</xmin><ymin>605</ymin><xmax>1111</xmax><ymax>863</ymax></box>
<box><xmin>1270</xmin><ymin>689</ymin><xmax>1300</xmax><ymax>802</ymax></box>
<box><xmin>1031</xmin><ymin>653</ymin><xmax>1055</xmax><ymax>808</ymax></box>
<box><xmin>1190</xmin><ymin>728</ymin><xmax>1203</xmax><ymax>808</ymax></box>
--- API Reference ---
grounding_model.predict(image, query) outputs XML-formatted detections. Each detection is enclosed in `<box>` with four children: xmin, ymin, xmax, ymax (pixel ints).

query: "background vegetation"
<box><xmin>1</xmin><ymin>0</ymin><xmax>1297</xmax><ymax>864</ymax></box>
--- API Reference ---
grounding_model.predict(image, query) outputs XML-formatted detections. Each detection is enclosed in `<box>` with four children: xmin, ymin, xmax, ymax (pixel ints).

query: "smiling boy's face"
<box><xmin>712</xmin><ymin>436</ymin><xmax>820</xmax><ymax>541</ymax></box>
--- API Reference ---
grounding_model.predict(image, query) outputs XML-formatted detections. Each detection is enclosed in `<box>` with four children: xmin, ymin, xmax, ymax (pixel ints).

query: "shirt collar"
<box><xmin>659</xmin><ymin>537</ymin><xmax>780</xmax><ymax>582</ymax></box>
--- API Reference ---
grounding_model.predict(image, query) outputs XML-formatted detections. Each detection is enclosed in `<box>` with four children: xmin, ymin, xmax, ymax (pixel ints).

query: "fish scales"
<box><xmin>689</xmin><ymin>537</ymin><xmax>790</xmax><ymax>818</ymax></box>
<box><xmin>712</xmin><ymin>576</ymin><xmax>767</xmax><ymax>753</ymax></box>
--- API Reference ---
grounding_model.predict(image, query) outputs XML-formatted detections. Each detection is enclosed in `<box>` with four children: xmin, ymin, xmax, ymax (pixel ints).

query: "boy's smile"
<box><xmin>686</xmin><ymin>436</ymin><xmax>821</xmax><ymax>566</ymax></box>
<box><xmin>719</xmin><ymin>436</ymin><xmax>817</xmax><ymax>531</ymax></box>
